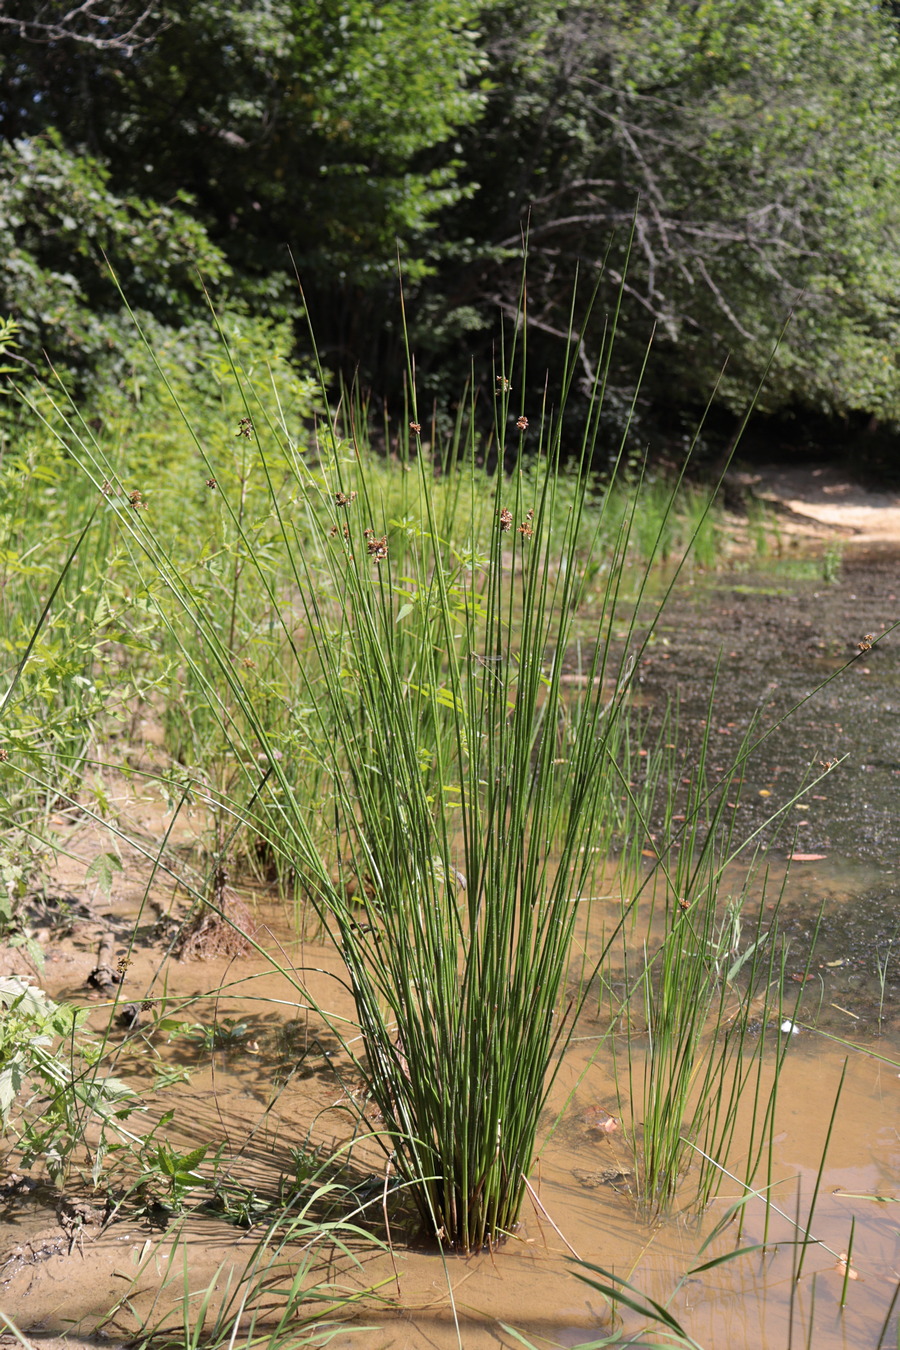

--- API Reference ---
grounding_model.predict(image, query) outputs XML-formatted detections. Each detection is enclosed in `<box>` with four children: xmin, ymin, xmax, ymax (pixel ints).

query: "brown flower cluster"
<box><xmin>518</xmin><ymin>508</ymin><xmax>535</xmax><ymax>538</ymax></box>
<box><xmin>364</xmin><ymin>528</ymin><xmax>389</xmax><ymax>562</ymax></box>
<box><xmin>334</xmin><ymin>491</ymin><xmax>358</xmax><ymax>507</ymax></box>
<box><xmin>236</xmin><ymin>417</ymin><xmax>254</xmax><ymax>439</ymax></box>
<box><xmin>327</xmin><ymin>522</ymin><xmax>388</xmax><ymax>561</ymax></box>
<box><xmin>499</xmin><ymin>507</ymin><xmax>513</xmax><ymax>532</ymax></box>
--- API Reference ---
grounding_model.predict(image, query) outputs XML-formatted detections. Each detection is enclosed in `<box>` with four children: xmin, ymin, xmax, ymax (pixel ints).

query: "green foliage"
<box><xmin>0</xmin><ymin>309</ymin><xmax>325</xmax><ymax>879</ymax></box>
<box><xmin>424</xmin><ymin>0</ymin><xmax>900</xmax><ymax>424</ymax></box>
<box><xmin>0</xmin><ymin>0</ymin><xmax>487</xmax><ymax>364</ymax></box>
<box><xmin>84</xmin><ymin>851</ymin><xmax>125</xmax><ymax>899</ymax></box>
<box><xmin>0</xmin><ymin>439</ymin><xmax>142</xmax><ymax>836</ymax></box>
<box><xmin>0</xmin><ymin>316</ymin><xmax>21</xmax><ymax>376</ymax></box>
<box><xmin>0</xmin><ymin>977</ymin><xmax>137</xmax><ymax>1182</ymax></box>
<box><xmin>0</xmin><ymin>836</ymin><xmax>51</xmax><ymax>970</ymax></box>
<box><xmin>0</xmin><ymin>131</ymin><xmax>228</xmax><ymax>382</ymax></box>
<box><xmin>126</xmin><ymin>1139</ymin><xmax>220</xmax><ymax>1217</ymax></box>
<box><xmin>175</xmin><ymin>1019</ymin><xmax>249</xmax><ymax>1052</ymax></box>
<box><xmin>6</xmin><ymin>1</ymin><xmax>900</xmax><ymax>433</ymax></box>
<box><xmin>0</xmin><ymin>839</ymin><xmax>31</xmax><ymax>935</ymax></box>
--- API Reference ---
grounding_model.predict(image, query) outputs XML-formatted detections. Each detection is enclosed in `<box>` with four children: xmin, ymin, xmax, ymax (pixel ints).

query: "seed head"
<box><xmin>409</xmin><ymin>421</ymin><xmax>421</xmax><ymax>434</ymax></box>
<box><xmin>236</xmin><ymin>417</ymin><xmax>254</xmax><ymax>439</ymax></box>
<box><xmin>499</xmin><ymin>507</ymin><xmax>513</xmax><ymax>532</ymax></box>
<box><xmin>206</xmin><ymin>478</ymin><xmax>217</xmax><ymax>490</ymax></box>
<box><xmin>127</xmin><ymin>489</ymin><xmax>146</xmax><ymax>510</ymax></box>
<box><xmin>0</xmin><ymin>748</ymin><xmax>8</xmax><ymax>763</ymax></box>
<box><xmin>516</xmin><ymin>415</ymin><xmax>528</xmax><ymax>431</ymax></box>
<box><xmin>334</xmin><ymin>491</ymin><xmax>357</xmax><ymax>507</ymax></box>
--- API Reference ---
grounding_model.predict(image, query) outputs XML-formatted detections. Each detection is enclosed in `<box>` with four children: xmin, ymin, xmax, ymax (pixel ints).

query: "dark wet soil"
<box><xmin>636</xmin><ymin>552</ymin><xmax>900</xmax><ymax>863</ymax></box>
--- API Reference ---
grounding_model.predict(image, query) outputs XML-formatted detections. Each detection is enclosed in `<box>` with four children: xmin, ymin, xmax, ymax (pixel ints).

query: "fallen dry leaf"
<box><xmin>789</xmin><ymin>853</ymin><xmax>828</xmax><ymax>862</ymax></box>
<box><xmin>583</xmin><ymin>1105</ymin><xmax>620</xmax><ymax>1134</ymax></box>
<box><xmin>835</xmin><ymin>1252</ymin><xmax>860</xmax><ymax>1281</ymax></box>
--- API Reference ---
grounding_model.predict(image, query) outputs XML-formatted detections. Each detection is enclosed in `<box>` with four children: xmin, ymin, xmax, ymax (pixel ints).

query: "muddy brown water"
<box><xmin>3</xmin><ymin>552</ymin><xmax>900</xmax><ymax>1349</ymax></box>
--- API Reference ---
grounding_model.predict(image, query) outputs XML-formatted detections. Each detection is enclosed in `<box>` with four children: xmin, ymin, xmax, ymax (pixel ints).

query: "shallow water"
<box><xmin>4</xmin><ymin>554</ymin><xmax>900</xmax><ymax>1349</ymax></box>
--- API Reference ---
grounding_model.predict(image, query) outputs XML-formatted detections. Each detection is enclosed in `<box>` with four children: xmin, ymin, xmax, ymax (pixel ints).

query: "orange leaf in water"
<box><xmin>583</xmin><ymin>1105</ymin><xmax>620</xmax><ymax>1134</ymax></box>
<box><xmin>789</xmin><ymin>853</ymin><xmax>828</xmax><ymax>862</ymax></box>
<box><xmin>835</xmin><ymin>1253</ymin><xmax>860</xmax><ymax>1281</ymax></box>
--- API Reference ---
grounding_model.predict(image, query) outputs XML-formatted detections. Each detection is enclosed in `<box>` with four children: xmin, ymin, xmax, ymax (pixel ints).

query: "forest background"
<box><xmin>4</xmin><ymin>0</ymin><xmax>900</xmax><ymax>456</ymax></box>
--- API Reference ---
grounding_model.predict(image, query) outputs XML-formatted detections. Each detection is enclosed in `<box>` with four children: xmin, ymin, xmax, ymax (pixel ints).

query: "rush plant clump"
<box><xmin>7</xmin><ymin>279</ymin><xmax>780</xmax><ymax>1254</ymax></box>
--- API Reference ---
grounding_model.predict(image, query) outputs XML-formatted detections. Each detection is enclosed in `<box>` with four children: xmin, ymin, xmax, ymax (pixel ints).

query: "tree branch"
<box><xmin>0</xmin><ymin>0</ymin><xmax>161</xmax><ymax>53</ymax></box>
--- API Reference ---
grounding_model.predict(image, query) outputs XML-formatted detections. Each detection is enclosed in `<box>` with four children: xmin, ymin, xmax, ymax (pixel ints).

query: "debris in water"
<box><xmin>583</xmin><ymin>1105</ymin><xmax>619</xmax><ymax>1134</ymax></box>
<box><xmin>789</xmin><ymin>853</ymin><xmax>828</xmax><ymax>861</ymax></box>
<box><xmin>780</xmin><ymin>1020</ymin><xmax>800</xmax><ymax>1035</ymax></box>
<box><xmin>572</xmin><ymin>1166</ymin><xmax>632</xmax><ymax>1190</ymax></box>
<box><xmin>835</xmin><ymin>1252</ymin><xmax>860</xmax><ymax>1280</ymax></box>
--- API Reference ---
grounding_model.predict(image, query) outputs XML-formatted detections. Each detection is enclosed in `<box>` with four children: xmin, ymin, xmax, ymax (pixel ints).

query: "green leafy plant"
<box><xmin>177</xmin><ymin>1018</ymin><xmax>249</xmax><ymax>1052</ymax></box>
<box><xmin>0</xmin><ymin>976</ymin><xmax>137</xmax><ymax>1182</ymax></box>
<box><xmin>822</xmin><ymin>541</ymin><xmax>844</xmax><ymax>584</ymax></box>
<box><xmin>126</xmin><ymin>1140</ymin><xmax>220</xmax><ymax>1218</ymax></box>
